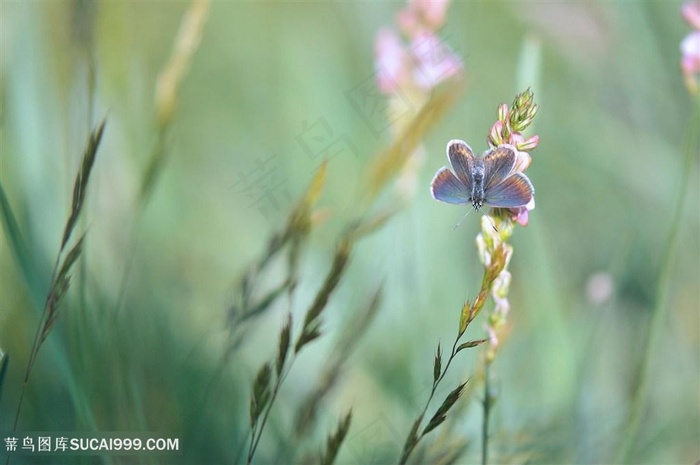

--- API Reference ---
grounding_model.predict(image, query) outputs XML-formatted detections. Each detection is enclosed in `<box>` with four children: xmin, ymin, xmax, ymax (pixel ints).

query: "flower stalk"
<box><xmin>478</xmin><ymin>90</ymin><xmax>540</xmax><ymax>464</ymax></box>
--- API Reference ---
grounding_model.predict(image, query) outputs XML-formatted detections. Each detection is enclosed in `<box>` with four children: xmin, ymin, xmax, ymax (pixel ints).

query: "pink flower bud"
<box><xmin>489</xmin><ymin>120</ymin><xmax>504</xmax><ymax>147</ymax></box>
<box><xmin>515</xmin><ymin>134</ymin><xmax>540</xmax><ymax>152</ymax></box>
<box><xmin>510</xmin><ymin>197</ymin><xmax>534</xmax><ymax>227</ymax></box>
<box><xmin>497</xmin><ymin>104</ymin><xmax>509</xmax><ymax>122</ymax></box>
<box><xmin>512</xmin><ymin>208</ymin><xmax>529</xmax><ymax>226</ymax></box>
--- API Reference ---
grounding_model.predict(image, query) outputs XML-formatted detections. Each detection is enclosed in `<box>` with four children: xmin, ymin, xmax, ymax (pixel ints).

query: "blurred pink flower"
<box><xmin>375</xmin><ymin>28</ymin><xmax>409</xmax><ymax>94</ymax></box>
<box><xmin>413</xmin><ymin>0</ymin><xmax>450</xmax><ymax>29</ymax></box>
<box><xmin>682</xmin><ymin>0</ymin><xmax>700</xmax><ymax>29</ymax></box>
<box><xmin>681</xmin><ymin>1</ymin><xmax>700</xmax><ymax>94</ymax></box>
<box><xmin>681</xmin><ymin>31</ymin><xmax>700</xmax><ymax>72</ymax></box>
<box><xmin>410</xmin><ymin>31</ymin><xmax>463</xmax><ymax>90</ymax></box>
<box><xmin>397</xmin><ymin>0</ymin><xmax>450</xmax><ymax>36</ymax></box>
<box><xmin>397</xmin><ymin>8</ymin><xmax>421</xmax><ymax>36</ymax></box>
<box><xmin>375</xmin><ymin>0</ymin><xmax>462</xmax><ymax>95</ymax></box>
<box><xmin>486</xmin><ymin>325</ymin><xmax>499</xmax><ymax>349</ymax></box>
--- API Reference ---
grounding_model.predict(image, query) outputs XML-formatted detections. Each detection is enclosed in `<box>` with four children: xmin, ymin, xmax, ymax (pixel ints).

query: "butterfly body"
<box><xmin>468</xmin><ymin>160</ymin><xmax>486</xmax><ymax>210</ymax></box>
<box><xmin>430</xmin><ymin>139</ymin><xmax>534</xmax><ymax>210</ymax></box>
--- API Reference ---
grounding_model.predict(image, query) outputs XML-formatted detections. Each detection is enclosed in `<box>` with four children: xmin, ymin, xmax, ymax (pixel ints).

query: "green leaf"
<box><xmin>0</xmin><ymin>352</ymin><xmax>9</xmax><ymax>406</ymax></box>
<box><xmin>0</xmin><ymin>181</ymin><xmax>40</xmax><ymax>302</ymax></box>
<box><xmin>455</xmin><ymin>339</ymin><xmax>488</xmax><ymax>354</ymax></box>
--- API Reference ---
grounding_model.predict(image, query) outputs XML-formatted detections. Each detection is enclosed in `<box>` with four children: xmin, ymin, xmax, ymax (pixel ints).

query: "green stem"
<box><xmin>482</xmin><ymin>363</ymin><xmax>491</xmax><ymax>465</ymax></box>
<box><xmin>398</xmin><ymin>335</ymin><xmax>461</xmax><ymax>465</ymax></box>
<box><xmin>247</xmin><ymin>358</ymin><xmax>296</xmax><ymax>465</ymax></box>
<box><xmin>614</xmin><ymin>99</ymin><xmax>699</xmax><ymax>462</ymax></box>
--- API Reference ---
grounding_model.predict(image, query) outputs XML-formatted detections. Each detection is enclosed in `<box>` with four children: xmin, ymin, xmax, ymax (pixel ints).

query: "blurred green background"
<box><xmin>1</xmin><ymin>1</ymin><xmax>698</xmax><ymax>464</ymax></box>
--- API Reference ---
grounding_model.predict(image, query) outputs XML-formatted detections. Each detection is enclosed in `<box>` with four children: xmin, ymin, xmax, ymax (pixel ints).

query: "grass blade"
<box><xmin>0</xmin><ymin>181</ymin><xmax>41</xmax><ymax>303</ymax></box>
<box><xmin>0</xmin><ymin>352</ymin><xmax>8</xmax><ymax>406</ymax></box>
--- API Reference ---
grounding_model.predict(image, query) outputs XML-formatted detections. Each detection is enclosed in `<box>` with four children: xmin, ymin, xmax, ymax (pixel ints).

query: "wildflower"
<box><xmin>486</xmin><ymin>89</ymin><xmax>539</xmax><ymax>226</ymax></box>
<box><xmin>397</xmin><ymin>0</ymin><xmax>451</xmax><ymax>36</ymax></box>
<box><xmin>411</xmin><ymin>31</ymin><xmax>463</xmax><ymax>91</ymax></box>
<box><xmin>373</xmin><ymin>0</ymin><xmax>463</xmax><ymax>204</ymax></box>
<box><xmin>374</xmin><ymin>0</ymin><xmax>463</xmax><ymax>98</ymax></box>
<box><xmin>375</xmin><ymin>28</ymin><xmax>409</xmax><ymax>94</ymax></box>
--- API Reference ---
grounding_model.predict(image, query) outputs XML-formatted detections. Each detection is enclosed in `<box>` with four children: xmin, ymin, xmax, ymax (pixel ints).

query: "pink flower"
<box><xmin>397</xmin><ymin>0</ymin><xmax>450</xmax><ymax>36</ymax></box>
<box><xmin>375</xmin><ymin>0</ymin><xmax>462</xmax><ymax>96</ymax></box>
<box><xmin>514</xmin><ymin>134</ymin><xmax>539</xmax><ymax>152</ymax></box>
<box><xmin>681</xmin><ymin>31</ymin><xmax>700</xmax><ymax>74</ymax></box>
<box><xmin>375</xmin><ymin>28</ymin><xmax>409</xmax><ymax>94</ymax></box>
<box><xmin>396</xmin><ymin>8</ymin><xmax>421</xmax><ymax>37</ymax></box>
<box><xmin>682</xmin><ymin>1</ymin><xmax>700</xmax><ymax>29</ymax></box>
<box><xmin>681</xmin><ymin>2</ymin><xmax>700</xmax><ymax>94</ymax></box>
<box><xmin>410</xmin><ymin>31</ymin><xmax>463</xmax><ymax>90</ymax></box>
<box><xmin>510</xmin><ymin>197</ymin><xmax>535</xmax><ymax>227</ymax></box>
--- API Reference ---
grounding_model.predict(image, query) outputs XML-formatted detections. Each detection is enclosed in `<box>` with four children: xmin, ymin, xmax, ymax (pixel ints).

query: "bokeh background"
<box><xmin>1</xmin><ymin>1</ymin><xmax>698</xmax><ymax>464</ymax></box>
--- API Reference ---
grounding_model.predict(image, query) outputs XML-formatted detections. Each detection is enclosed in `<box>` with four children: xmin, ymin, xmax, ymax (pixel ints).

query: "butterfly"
<box><xmin>430</xmin><ymin>139</ymin><xmax>534</xmax><ymax>210</ymax></box>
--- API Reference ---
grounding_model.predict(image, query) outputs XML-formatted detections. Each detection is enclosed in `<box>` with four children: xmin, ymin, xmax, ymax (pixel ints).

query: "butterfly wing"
<box><xmin>482</xmin><ymin>145</ymin><xmax>516</xmax><ymax>191</ymax></box>
<box><xmin>484</xmin><ymin>172</ymin><xmax>534</xmax><ymax>208</ymax></box>
<box><xmin>431</xmin><ymin>167</ymin><xmax>472</xmax><ymax>205</ymax></box>
<box><xmin>447</xmin><ymin>139</ymin><xmax>475</xmax><ymax>189</ymax></box>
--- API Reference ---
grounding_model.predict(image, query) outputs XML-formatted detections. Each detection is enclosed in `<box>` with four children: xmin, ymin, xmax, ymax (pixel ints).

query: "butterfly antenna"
<box><xmin>486</xmin><ymin>214</ymin><xmax>499</xmax><ymax>233</ymax></box>
<box><xmin>452</xmin><ymin>209</ymin><xmax>473</xmax><ymax>231</ymax></box>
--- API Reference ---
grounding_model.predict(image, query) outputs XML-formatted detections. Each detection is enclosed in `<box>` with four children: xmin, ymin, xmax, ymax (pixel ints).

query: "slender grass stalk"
<box><xmin>246</xmin><ymin>239</ymin><xmax>351</xmax><ymax>464</ymax></box>
<box><xmin>482</xmin><ymin>364</ymin><xmax>491</xmax><ymax>465</ymax></box>
<box><xmin>398</xmin><ymin>335</ymin><xmax>473</xmax><ymax>465</ymax></box>
<box><xmin>247</xmin><ymin>359</ymin><xmax>296</xmax><ymax>464</ymax></box>
<box><xmin>113</xmin><ymin>0</ymin><xmax>210</xmax><ymax>317</ymax></box>
<box><xmin>10</xmin><ymin>118</ymin><xmax>105</xmax><ymax>436</ymax></box>
<box><xmin>77</xmin><ymin>12</ymin><xmax>97</xmax><ymax>428</ymax></box>
<box><xmin>614</xmin><ymin>99</ymin><xmax>699</xmax><ymax>462</ymax></box>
